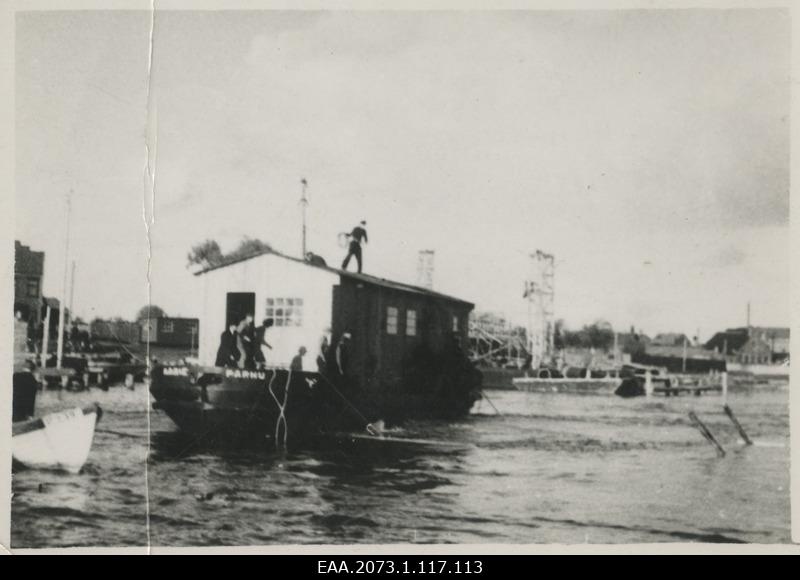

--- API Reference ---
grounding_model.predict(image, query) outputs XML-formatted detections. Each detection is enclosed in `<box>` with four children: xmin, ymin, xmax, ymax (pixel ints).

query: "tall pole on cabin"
<box><xmin>300</xmin><ymin>178</ymin><xmax>308</xmax><ymax>257</ymax></box>
<box><xmin>56</xmin><ymin>191</ymin><xmax>72</xmax><ymax>369</ymax></box>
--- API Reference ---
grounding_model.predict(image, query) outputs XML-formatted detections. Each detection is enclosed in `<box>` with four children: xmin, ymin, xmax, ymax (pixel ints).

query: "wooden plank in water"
<box><xmin>330</xmin><ymin>432</ymin><xmax>475</xmax><ymax>450</ymax></box>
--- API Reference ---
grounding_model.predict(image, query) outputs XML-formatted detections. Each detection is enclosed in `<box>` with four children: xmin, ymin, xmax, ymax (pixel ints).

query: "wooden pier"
<box><xmin>653</xmin><ymin>384</ymin><xmax>722</xmax><ymax>396</ymax></box>
<box><xmin>652</xmin><ymin>372</ymin><xmax>726</xmax><ymax>397</ymax></box>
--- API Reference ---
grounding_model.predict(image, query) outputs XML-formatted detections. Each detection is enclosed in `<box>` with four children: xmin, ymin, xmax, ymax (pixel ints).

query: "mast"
<box><xmin>300</xmin><ymin>178</ymin><xmax>308</xmax><ymax>257</ymax></box>
<box><xmin>41</xmin><ymin>305</ymin><xmax>51</xmax><ymax>364</ymax></box>
<box><xmin>68</xmin><ymin>260</ymin><xmax>76</xmax><ymax>319</ymax></box>
<box><xmin>56</xmin><ymin>191</ymin><xmax>72</xmax><ymax>369</ymax></box>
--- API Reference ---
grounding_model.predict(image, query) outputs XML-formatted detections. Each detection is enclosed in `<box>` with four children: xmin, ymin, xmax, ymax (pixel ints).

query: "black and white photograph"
<box><xmin>1</xmin><ymin>1</ymin><xmax>796</xmax><ymax>551</ymax></box>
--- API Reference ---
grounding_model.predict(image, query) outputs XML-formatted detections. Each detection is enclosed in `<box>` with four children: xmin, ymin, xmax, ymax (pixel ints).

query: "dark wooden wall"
<box><xmin>331</xmin><ymin>277</ymin><xmax>472</xmax><ymax>395</ymax></box>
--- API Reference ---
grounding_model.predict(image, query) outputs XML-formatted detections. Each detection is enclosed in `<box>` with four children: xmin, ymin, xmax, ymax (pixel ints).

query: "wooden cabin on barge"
<box><xmin>192</xmin><ymin>248</ymin><xmax>480</xmax><ymax>421</ymax></box>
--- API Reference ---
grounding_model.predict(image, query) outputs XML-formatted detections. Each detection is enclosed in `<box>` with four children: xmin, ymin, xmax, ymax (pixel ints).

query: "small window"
<box><xmin>26</xmin><ymin>278</ymin><xmax>39</xmax><ymax>298</ymax></box>
<box><xmin>406</xmin><ymin>309</ymin><xmax>417</xmax><ymax>336</ymax></box>
<box><xmin>452</xmin><ymin>315</ymin><xmax>459</xmax><ymax>332</ymax></box>
<box><xmin>265</xmin><ymin>297</ymin><xmax>304</xmax><ymax>327</ymax></box>
<box><xmin>162</xmin><ymin>321</ymin><xmax>174</xmax><ymax>333</ymax></box>
<box><xmin>386</xmin><ymin>307</ymin><xmax>398</xmax><ymax>335</ymax></box>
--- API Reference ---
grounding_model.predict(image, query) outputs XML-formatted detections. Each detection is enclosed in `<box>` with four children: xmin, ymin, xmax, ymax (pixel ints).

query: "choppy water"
<box><xmin>11</xmin><ymin>383</ymin><xmax>791</xmax><ymax>547</ymax></box>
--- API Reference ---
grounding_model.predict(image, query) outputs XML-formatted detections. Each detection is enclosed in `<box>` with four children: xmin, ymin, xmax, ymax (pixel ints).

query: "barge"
<box><xmin>150</xmin><ymin>248</ymin><xmax>482</xmax><ymax>447</ymax></box>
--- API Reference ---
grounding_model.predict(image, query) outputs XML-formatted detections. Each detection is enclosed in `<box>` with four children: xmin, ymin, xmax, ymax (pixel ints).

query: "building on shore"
<box><xmin>14</xmin><ymin>240</ymin><xmax>44</xmax><ymax>326</ymax></box>
<box><xmin>705</xmin><ymin>327</ymin><xmax>790</xmax><ymax>365</ymax></box>
<box><xmin>140</xmin><ymin>317</ymin><xmax>199</xmax><ymax>348</ymax></box>
<box><xmin>633</xmin><ymin>342</ymin><xmax>726</xmax><ymax>374</ymax></box>
<box><xmin>90</xmin><ymin>319</ymin><xmax>141</xmax><ymax>345</ymax></box>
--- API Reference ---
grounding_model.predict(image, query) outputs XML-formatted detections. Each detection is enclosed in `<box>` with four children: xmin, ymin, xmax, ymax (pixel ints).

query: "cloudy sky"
<box><xmin>15</xmin><ymin>9</ymin><xmax>790</xmax><ymax>338</ymax></box>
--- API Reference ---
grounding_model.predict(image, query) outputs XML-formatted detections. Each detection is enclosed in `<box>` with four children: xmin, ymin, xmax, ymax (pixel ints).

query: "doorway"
<box><xmin>226</xmin><ymin>292</ymin><xmax>256</xmax><ymax>328</ymax></box>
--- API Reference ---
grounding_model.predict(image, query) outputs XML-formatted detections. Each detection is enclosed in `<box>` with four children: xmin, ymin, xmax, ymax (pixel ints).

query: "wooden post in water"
<box><xmin>721</xmin><ymin>371</ymin><xmax>728</xmax><ymax>405</ymax></box>
<box><xmin>723</xmin><ymin>404</ymin><xmax>752</xmax><ymax>446</ymax></box>
<box><xmin>688</xmin><ymin>411</ymin><xmax>726</xmax><ymax>457</ymax></box>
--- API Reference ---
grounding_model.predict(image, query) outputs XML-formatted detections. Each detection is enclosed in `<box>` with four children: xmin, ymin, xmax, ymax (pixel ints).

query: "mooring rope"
<box><xmin>315</xmin><ymin>372</ymin><xmax>383</xmax><ymax>434</ymax></box>
<box><xmin>267</xmin><ymin>368</ymin><xmax>292</xmax><ymax>449</ymax></box>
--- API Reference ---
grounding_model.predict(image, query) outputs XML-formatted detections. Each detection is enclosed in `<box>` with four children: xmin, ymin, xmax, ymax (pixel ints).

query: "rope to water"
<box><xmin>315</xmin><ymin>372</ymin><xmax>373</xmax><ymax>430</ymax></box>
<box><xmin>267</xmin><ymin>368</ymin><xmax>292</xmax><ymax>449</ymax></box>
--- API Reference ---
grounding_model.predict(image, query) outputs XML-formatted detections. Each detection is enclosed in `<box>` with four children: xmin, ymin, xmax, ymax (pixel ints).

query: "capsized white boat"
<box><xmin>12</xmin><ymin>404</ymin><xmax>102</xmax><ymax>474</ymax></box>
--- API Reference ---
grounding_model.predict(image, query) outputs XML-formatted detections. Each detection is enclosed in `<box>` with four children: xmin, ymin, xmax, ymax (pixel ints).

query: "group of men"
<box><xmin>215</xmin><ymin>314</ymin><xmax>352</xmax><ymax>376</ymax></box>
<box><xmin>211</xmin><ymin>218</ymin><xmax>365</xmax><ymax>372</ymax></box>
<box><xmin>215</xmin><ymin>315</ymin><xmax>274</xmax><ymax>369</ymax></box>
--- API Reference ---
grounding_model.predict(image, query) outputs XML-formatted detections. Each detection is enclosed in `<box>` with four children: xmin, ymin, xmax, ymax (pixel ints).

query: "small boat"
<box><xmin>12</xmin><ymin>369</ymin><xmax>102</xmax><ymax>474</ymax></box>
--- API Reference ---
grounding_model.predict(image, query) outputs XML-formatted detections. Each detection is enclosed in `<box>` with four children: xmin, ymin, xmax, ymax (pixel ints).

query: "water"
<box><xmin>11</xmin><ymin>383</ymin><xmax>791</xmax><ymax>547</ymax></box>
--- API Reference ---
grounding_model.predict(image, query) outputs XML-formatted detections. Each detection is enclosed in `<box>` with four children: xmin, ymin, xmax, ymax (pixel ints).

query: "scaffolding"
<box><xmin>524</xmin><ymin>250</ymin><xmax>555</xmax><ymax>367</ymax></box>
<box><xmin>468</xmin><ymin>311</ymin><xmax>527</xmax><ymax>366</ymax></box>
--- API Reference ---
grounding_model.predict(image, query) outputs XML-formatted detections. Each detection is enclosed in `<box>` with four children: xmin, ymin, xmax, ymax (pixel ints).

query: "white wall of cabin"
<box><xmin>199</xmin><ymin>254</ymin><xmax>338</xmax><ymax>368</ymax></box>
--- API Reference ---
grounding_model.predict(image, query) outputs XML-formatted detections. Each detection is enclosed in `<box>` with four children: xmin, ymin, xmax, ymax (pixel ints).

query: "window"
<box><xmin>26</xmin><ymin>278</ymin><xmax>39</xmax><ymax>298</ymax></box>
<box><xmin>386</xmin><ymin>307</ymin><xmax>398</xmax><ymax>335</ymax></box>
<box><xmin>406</xmin><ymin>309</ymin><xmax>417</xmax><ymax>336</ymax></box>
<box><xmin>162</xmin><ymin>321</ymin><xmax>174</xmax><ymax>333</ymax></box>
<box><xmin>452</xmin><ymin>315</ymin><xmax>459</xmax><ymax>332</ymax></box>
<box><xmin>266</xmin><ymin>297</ymin><xmax>304</xmax><ymax>327</ymax></box>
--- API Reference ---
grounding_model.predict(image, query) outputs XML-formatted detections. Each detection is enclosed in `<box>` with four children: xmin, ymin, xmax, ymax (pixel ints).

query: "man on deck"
<box><xmin>341</xmin><ymin>220</ymin><xmax>368</xmax><ymax>273</ymax></box>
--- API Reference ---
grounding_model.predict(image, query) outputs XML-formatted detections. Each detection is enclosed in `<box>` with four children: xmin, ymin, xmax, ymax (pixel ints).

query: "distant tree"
<box><xmin>187</xmin><ymin>239</ymin><xmax>224</xmax><ymax>269</ymax></box>
<box><xmin>561</xmin><ymin>321</ymin><xmax>615</xmax><ymax>351</ymax></box>
<box><xmin>136</xmin><ymin>305</ymin><xmax>166</xmax><ymax>322</ymax></box>
<box><xmin>226</xmin><ymin>237</ymin><xmax>272</xmax><ymax>261</ymax></box>
<box><xmin>585</xmin><ymin>322</ymin><xmax>614</xmax><ymax>350</ymax></box>
<box><xmin>186</xmin><ymin>237</ymin><xmax>271</xmax><ymax>270</ymax></box>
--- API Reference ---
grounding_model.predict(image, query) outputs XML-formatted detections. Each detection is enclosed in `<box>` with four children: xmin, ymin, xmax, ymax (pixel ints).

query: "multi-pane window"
<box><xmin>406</xmin><ymin>309</ymin><xmax>417</xmax><ymax>336</ymax></box>
<box><xmin>266</xmin><ymin>297</ymin><xmax>304</xmax><ymax>327</ymax></box>
<box><xmin>162</xmin><ymin>321</ymin><xmax>174</xmax><ymax>333</ymax></box>
<box><xmin>386</xmin><ymin>306</ymin><xmax>398</xmax><ymax>335</ymax></box>
<box><xmin>26</xmin><ymin>278</ymin><xmax>39</xmax><ymax>298</ymax></box>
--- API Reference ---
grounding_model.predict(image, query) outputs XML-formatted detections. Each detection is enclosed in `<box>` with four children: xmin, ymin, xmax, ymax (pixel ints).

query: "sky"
<box><xmin>14</xmin><ymin>9</ymin><xmax>791</xmax><ymax>340</ymax></box>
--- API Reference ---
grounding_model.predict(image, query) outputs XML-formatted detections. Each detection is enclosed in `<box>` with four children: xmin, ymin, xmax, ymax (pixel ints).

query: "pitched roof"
<box><xmin>193</xmin><ymin>248</ymin><xmax>474</xmax><ymax>307</ymax></box>
<box><xmin>751</xmin><ymin>327</ymin><xmax>790</xmax><ymax>339</ymax></box>
<box><xmin>704</xmin><ymin>329</ymin><xmax>749</xmax><ymax>354</ymax></box>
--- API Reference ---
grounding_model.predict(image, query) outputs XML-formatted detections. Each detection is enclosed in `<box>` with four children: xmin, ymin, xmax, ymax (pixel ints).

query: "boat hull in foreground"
<box><xmin>12</xmin><ymin>404</ymin><xmax>101</xmax><ymax>474</ymax></box>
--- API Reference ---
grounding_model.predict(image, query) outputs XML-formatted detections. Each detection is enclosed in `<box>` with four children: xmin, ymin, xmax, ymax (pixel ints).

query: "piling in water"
<box><xmin>688</xmin><ymin>411</ymin><xmax>726</xmax><ymax>457</ymax></box>
<box><xmin>723</xmin><ymin>404</ymin><xmax>753</xmax><ymax>446</ymax></box>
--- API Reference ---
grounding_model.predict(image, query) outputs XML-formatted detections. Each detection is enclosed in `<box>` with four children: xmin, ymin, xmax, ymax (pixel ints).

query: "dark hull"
<box><xmin>150</xmin><ymin>363</ymin><xmax>479</xmax><ymax>447</ymax></box>
<box><xmin>150</xmin><ymin>365</ymin><xmax>324</xmax><ymax>447</ymax></box>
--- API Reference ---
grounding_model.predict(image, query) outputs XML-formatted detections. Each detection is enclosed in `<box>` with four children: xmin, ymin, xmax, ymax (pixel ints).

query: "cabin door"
<box><xmin>226</xmin><ymin>292</ymin><xmax>256</xmax><ymax>327</ymax></box>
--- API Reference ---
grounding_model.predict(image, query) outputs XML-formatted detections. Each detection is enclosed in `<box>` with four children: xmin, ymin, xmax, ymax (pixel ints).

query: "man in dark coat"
<box><xmin>236</xmin><ymin>314</ymin><xmax>256</xmax><ymax>368</ymax></box>
<box><xmin>253</xmin><ymin>318</ymin><xmax>274</xmax><ymax>367</ymax></box>
<box><xmin>335</xmin><ymin>332</ymin><xmax>352</xmax><ymax>376</ymax></box>
<box><xmin>290</xmin><ymin>346</ymin><xmax>307</xmax><ymax>371</ymax></box>
<box><xmin>215</xmin><ymin>323</ymin><xmax>240</xmax><ymax>368</ymax></box>
<box><xmin>341</xmin><ymin>220</ymin><xmax>368</xmax><ymax>273</ymax></box>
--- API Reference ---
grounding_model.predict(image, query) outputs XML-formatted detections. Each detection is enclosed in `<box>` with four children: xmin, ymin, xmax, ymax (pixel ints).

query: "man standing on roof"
<box><xmin>341</xmin><ymin>220</ymin><xmax>368</xmax><ymax>273</ymax></box>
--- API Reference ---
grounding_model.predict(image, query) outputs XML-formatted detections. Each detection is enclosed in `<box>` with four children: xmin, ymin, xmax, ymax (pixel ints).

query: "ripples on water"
<box><xmin>11</xmin><ymin>383</ymin><xmax>791</xmax><ymax>547</ymax></box>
